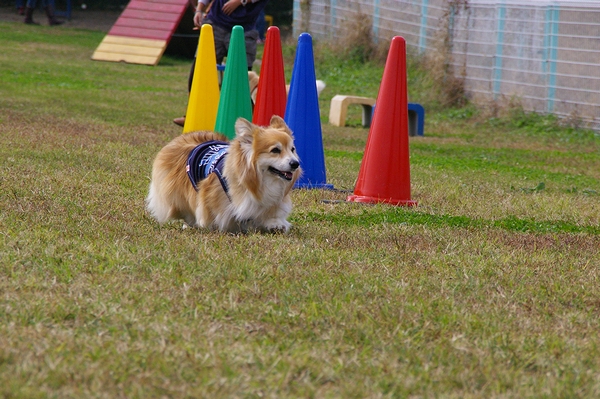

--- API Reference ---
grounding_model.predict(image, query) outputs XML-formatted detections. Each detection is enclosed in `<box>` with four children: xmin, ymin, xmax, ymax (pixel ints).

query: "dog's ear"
<box><xmin>269</xmin><ymin>115</ymin><xmax>293</xmax><ymax>137</ymax></box>
<box><xmin>235</xmin><ymin>118</ymin><xmax>256</xmax><ymax>145</ymax></box>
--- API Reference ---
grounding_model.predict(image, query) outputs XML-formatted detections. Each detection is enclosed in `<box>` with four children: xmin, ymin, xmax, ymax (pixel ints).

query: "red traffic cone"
<box><xmin>252</xmin><ymin>26</ymin><xmax>287</xmax><ymax>126</ymax></box>
<box><xmin>347</xmin><ymin>36</ymin><xmax>417</xmax><ymax>206</ymax></box>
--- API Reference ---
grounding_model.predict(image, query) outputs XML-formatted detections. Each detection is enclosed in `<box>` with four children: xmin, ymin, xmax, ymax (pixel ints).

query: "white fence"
<box><xmin>293</xmin><ymin>0</ymin><xmax>600</xmax><ymax>130</ymax></box>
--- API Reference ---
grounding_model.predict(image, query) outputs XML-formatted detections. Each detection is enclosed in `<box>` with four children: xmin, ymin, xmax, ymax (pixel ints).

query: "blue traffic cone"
<box><xmin>284</xmin><ymin>33</ymin><xmax>333</xmax><ymax>189</ymax></box>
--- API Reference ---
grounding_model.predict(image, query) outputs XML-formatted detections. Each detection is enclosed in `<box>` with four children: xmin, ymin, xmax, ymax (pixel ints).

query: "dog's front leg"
<box><xmin>261</xmin><ymin>199</ymin><xmax>293</xmax><ymax>233</ymax></box>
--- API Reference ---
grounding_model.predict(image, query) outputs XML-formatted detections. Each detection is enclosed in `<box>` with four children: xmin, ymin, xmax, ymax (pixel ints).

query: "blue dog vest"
<box><xmin>186</xmin><ymin>140</ymin><xmax>230</xmax><ymax>195</ymax></box>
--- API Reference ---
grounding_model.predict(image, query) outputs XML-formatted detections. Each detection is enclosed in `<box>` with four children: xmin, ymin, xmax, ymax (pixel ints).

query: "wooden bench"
<box><xmin>329</xmin><ymin>94</ymin><xmax>425</xmax><ymax>136</ymax></box>
<box><xmin>328</xmin><ymin>95</ymin><xmax>376</xmax><ymax>128</ymax></box>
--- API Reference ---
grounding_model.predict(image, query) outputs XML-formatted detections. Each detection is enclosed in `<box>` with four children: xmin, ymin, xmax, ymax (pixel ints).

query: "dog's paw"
<box><xmin>268</xmin><ymin>226</ymin><xmax>288</xmax><ymax>234</ymax></box>
<box><xmin>263</xmin><ymin>219</ymin><xmax>291</xmax><ymax>234</ymax></box>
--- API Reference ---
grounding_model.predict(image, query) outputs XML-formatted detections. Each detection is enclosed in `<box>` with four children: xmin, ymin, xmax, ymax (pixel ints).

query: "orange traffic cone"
<box><xmin>252</xmin><ymin>26</ymin><xmax>287</xmax><ymax>126</ymax></box>
<box><xmin>347</xmin><ymin>36</ymin><xmax>417</xmax><ymax>206</ymax></box>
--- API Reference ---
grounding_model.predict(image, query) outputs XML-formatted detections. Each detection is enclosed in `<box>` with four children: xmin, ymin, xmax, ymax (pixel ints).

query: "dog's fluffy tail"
<box><xmin>145</xmin><ymin>179</ymin><xmax>170</xmax><ymax>224</ymax></box>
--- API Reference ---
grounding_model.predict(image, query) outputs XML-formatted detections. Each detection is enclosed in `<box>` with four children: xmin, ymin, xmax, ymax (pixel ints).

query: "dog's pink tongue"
<box><xmin>284</xmin><ymin>172</ymin><xmax>292</xmax><ymax>179</ymax></box>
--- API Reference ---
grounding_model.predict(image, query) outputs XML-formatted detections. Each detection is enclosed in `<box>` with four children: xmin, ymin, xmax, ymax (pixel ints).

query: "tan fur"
<box><xmin>146</xmin><ymin>116</ymin><xmax>301</xmax><ymax>233</ymax></box>
<box><xmin>248</xmin><ymin>71</ymin><xmax>259</xmax><ymax>101</ymax></box>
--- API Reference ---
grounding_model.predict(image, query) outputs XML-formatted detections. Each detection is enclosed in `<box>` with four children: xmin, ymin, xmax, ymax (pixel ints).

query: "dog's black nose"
<box><xmin>289</xmin><ymin>160</ymin><xmax>299</xmax><ymax>170</ymax></box>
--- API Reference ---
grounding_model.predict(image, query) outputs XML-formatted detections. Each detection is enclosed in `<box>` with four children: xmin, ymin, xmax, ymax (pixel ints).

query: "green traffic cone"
<box><xmin>215</xmin><ymin>25</ymin><xmax>253</xmax><ymax>139</ymax></box>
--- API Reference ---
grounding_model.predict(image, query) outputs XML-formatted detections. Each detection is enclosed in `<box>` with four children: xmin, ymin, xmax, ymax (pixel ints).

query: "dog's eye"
<box><xmin>270</xmin><ymin>147</ymin><xmax>281</xmax><ymax>154</ymax></box>
<box><xmin>291</xmin><ymin>147</ymin><xmax>296</xmax><ymax>153</ymax></box>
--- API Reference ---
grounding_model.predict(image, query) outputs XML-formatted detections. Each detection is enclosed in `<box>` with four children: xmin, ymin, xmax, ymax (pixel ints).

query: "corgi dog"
<box><xmin>146</xmin><ymin>115</ymin><xmax>301</xmax><ymax>233</ymax></box>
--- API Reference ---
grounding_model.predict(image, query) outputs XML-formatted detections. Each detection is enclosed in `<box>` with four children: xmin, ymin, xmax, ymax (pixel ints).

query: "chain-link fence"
<box><xmin>293</xmin><ymin>0</ymin><xmax>600</xmax><ymax>130</ymax></box>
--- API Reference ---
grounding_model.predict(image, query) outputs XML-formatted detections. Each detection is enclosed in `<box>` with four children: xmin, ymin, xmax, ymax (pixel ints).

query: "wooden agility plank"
<box><xmin>126</xmin><ymin>0</ymin><xmax>183</xmax><ymax>14</ymax></box>
<box><xmin>94</xmin><ymin>42</ymin><xmax>164</xmax><ymax>57</ymax></box>
<box><xmin>91</xmin><ymin>0</ymin><xmax>190</xmax><ymax>66</ymax></box>
<box><xmin>119</xmin><ymin>9</ymin><xmax>181</xmax><ymax>22</ymax></box>
<box><xmin>141</xmin><ymin>0</ymin><xmax>186</xmax><ymax>4</ymax></box>
<box><xmin>129</xmin><ymin>0</ymin><xmax>185</xmax><ymax>5</ymax></box>
<box><xmin>95</xmin><ymin>35</ymin><xmax>166</xmax><ymax>48</ymax></box>
<box><xmin>91</xmin><ymin>52</ymin><xmax>164</xmax><ymax>66</ymax></box>
<box><xmin>115</xmin><ymin>17</ymin><xmax>178</xmax><ymax>31</ymax></box>
<box><xmin>92</xmin><ymin>35</ymin><xmax>167</xmax><ymax>66</ymax></box>
<box><xmin>109</xmin><ymin>26</ymin><xmax>174</xmax><ymax>41</ymax></box>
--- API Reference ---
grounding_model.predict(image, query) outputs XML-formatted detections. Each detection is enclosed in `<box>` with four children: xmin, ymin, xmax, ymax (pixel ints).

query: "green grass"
<box><xmin>1</xmin><ymin>20</ymin><xmax>600</xmax><ymax>398</ymax></box>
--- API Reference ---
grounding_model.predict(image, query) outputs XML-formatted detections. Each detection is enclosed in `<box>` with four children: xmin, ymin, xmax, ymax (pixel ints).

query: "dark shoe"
<box><xmin>24</xmin><ymin>6</ymin><xmax>39</xmax><ymax>24</ymax></box>
<box><xmin>44</xmin><ymin>5</ymin><xmax>64</xmax><ymax>26</ymax></box>
<box><xmin>173</xmin><ymin>116</ymin><xmax>186</xmax><ymax>127</ymax></box>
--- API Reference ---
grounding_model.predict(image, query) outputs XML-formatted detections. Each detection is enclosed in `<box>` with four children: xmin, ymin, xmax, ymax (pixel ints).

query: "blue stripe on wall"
<box><xmin>292</xmin><ymin>0</ymin><xmax>300</xmax><ymax>38</ymax></box>
<box><xmin>493</xmin><ymin>4</ymin><xmax>506</xmax><ymax>98</ymax></box>
<box><xmin>419</xmin><ymin>0</ymin><xmax>429</xmax><ymax>53</ymax></box>
<box><xmin>545</xmin><ymin>5</ymin><xmax>560</xmax><ymax>113</ymax></box>
<box><xmin>373</xmin><ymin>0</ymin><xmax>380</xmax><ymax>43</ymax></box>
<box><xmin>331</xmin><ymin>0</ymin><xmax>337</xmax><ymax>36</ymax></box>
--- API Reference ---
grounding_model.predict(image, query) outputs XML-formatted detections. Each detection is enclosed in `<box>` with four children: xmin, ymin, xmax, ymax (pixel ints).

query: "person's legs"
<box><xmin>211</xmin><ymin>23</ymin><xmax>230</xmax><ymax>67</ymax></box>
<box><xmin>256</xmin><ymin>10</ymin><xmax>266</xmax><ymax>42</ymax></box>
<box><xmin>188</xmin><ymin>57</ymin><xmax>196</xmax><ymax>93</ymax></box>
<box><xmin>24</xmin><ymin>0</ymin><xmax>38</xmax><ymax>24</ymax></box>
<box><xmin>174</xmin><ymin>23</ymin><xmax>245</xmax><ymax>127</ymax></box>
<box><xmin>244</xmin><ymin>29</ymin><xmax>259</xmax><ymax>71</ymax></box>
<box><xmin>17</xmin><ymin>0</ymin><xmax>25</xmax><ymax>15</ymax></box>
<box><xmin>44</xmin><ymin>0</ymin><xmax>63</xmax><ymax>25</ymax></box>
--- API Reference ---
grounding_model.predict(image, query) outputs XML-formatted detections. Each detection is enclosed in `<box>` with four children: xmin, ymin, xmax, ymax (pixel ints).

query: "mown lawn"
<box><xmin>1</xmin><ymin>20</ymin><xmax>600</xmax><ymax>398</ymax></box>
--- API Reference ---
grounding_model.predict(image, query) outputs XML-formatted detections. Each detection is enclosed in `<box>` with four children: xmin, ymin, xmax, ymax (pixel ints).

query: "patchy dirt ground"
<box><xmin>0</xmin><ymin>5</ymin><xmax>120</xmax><ymax>31</ymax></box>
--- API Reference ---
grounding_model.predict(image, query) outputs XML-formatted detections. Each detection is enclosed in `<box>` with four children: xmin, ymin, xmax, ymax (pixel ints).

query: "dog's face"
<box><xmin>234</xmin><ymin>115</ymin><xmax>301</xmax><ymax>188</ymax></box>
<box><xmin>254</xmin><ymin>124</ymin><xmax>300</xmax><ymax>183</ymax></box>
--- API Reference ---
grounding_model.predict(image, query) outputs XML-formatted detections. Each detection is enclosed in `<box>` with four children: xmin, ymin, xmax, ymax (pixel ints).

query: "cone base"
<box><xmin>295</xmin><ymin>182</ymin><xmax>334</xmax><ymax>190</ymax></box>
<box><xmin>347</xmin><ymin>194</ymin><xmax>417</xmax><ymax>207</ymax></box>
